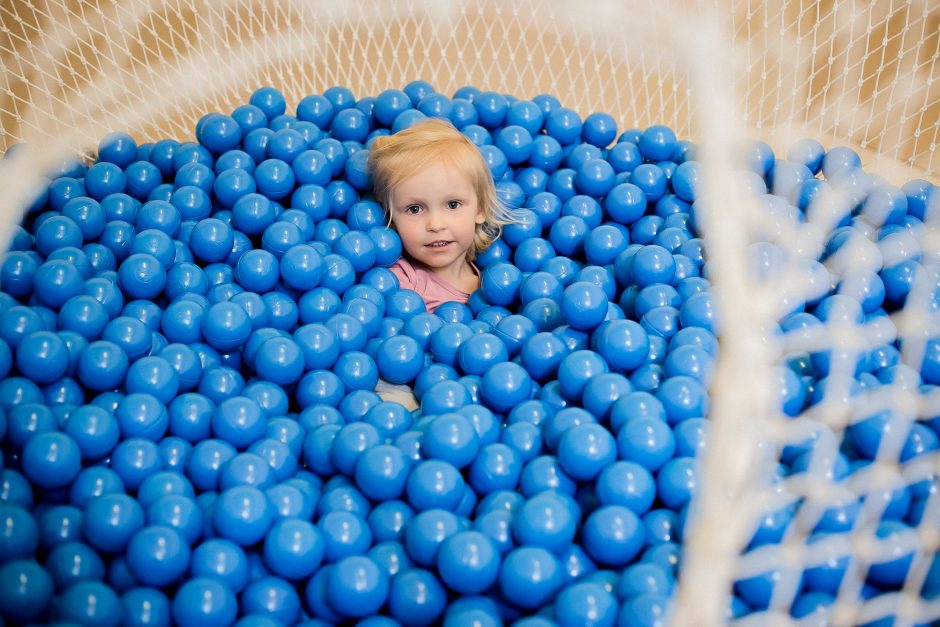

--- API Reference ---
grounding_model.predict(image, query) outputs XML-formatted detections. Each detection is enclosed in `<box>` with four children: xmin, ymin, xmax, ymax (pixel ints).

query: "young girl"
<box><xmin>368</xmin><ymin>118</ymin><xmax>516</xmax><ymax>312</ymax></box>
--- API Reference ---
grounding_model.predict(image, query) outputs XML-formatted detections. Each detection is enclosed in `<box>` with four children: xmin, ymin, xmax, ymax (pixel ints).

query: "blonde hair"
<box><xmin>367</xmin><ymin>118</ymin><xmax>516</xmax><ymax>260</ymax></box>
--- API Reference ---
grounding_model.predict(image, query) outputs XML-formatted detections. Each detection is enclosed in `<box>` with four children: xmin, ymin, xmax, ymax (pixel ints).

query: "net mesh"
<box><xmin>1</xmin><ymin>1</ymin><xmax>938</xmax><ymax>625</ymax></box>
<box><xmin>3</xmin><ymin>0</ymin><xmax>937</xmax><ymax>177</ymax></box>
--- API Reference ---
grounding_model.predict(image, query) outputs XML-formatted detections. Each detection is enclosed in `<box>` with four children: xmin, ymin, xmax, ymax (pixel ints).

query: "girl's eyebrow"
<box><xmin>392</xmin><ymin>194</ymin><xmax>423</xmax><ymax>206</ymax></box>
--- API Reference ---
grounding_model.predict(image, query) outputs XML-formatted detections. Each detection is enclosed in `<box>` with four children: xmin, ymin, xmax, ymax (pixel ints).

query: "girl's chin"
<box><xmin>413</xmin><ymin>254</ymin><xmax>465</xmax><ymax>273</ymax></box>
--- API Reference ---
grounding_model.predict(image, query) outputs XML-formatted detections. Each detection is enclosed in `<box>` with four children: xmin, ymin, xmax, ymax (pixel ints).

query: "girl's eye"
<box><xmin>447</xmin><ymin>200</ymin><xmax>461</xmax><ymax>209</ymax></box>
<box><xmin>405</xmin><ymin>205</ymin><xmax>421</xmax><ymax>215</ymax></box>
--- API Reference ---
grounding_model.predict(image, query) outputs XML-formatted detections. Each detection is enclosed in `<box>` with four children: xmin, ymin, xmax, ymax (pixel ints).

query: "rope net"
<box><xmin>1</xmin><ymin>1</ymin><xmax>938</xmax><ymax>625</ymax></box>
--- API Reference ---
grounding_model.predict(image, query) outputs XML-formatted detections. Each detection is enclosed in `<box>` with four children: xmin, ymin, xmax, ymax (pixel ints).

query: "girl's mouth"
<box><xmin>426</xmin><ymin>240</ymin><xmax>453</xmax><ymax>248</ymax></box>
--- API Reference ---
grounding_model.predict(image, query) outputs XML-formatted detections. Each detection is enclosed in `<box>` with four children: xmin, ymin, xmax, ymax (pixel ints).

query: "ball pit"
<box><xmin>0</xmin><ymin>81</ymin><xmax>938</xmax><ymax>626</ymax></box>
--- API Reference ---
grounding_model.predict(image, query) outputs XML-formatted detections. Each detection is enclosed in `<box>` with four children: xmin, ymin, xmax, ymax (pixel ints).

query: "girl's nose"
<box><xmin>426</xmin><ymin>209</ymin><xmax>445</xmax><ymax>231</ymax></box>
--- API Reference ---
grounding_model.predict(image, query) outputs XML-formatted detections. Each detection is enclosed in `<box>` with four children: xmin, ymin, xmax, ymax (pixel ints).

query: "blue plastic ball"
<box><xmin>629</xmin><ymin>164</ymin><xmax>668</xmax><ymax>203</ymax></box>
<box><xmin>473</xmin><ymin>508</ymin><xmax>514</xmax><ymax>558</ymax></box>
<box><xmin>124</xmin><ymin>355</ymin><xmax>179</xmax><ymax>403</ymax></box>
<box><xmin>480</xmin><ymin>262</ymin><xmax>523</xmax><ymax>308</ymax></box>
<box><xmin>212</xmin><ymin>396</ymin><xmax>265</xmax><ymax>450</ymax></box>
<box><xmin>576</xmin><ymin>158</ymin><xmax>617</xmax><ymax>197</ymax></box>
<box><xmin>35</xmin><ymin>214</ymin><xmax>83</xmax><ymax>258</ymax></box>
<box><xmin>424</xmin><ymin>322</ymin><xmax>470</xmax><ymax>367</ymax></box>
<box><xmin>457</xmin><ymin>332</ymin><xmax>509</xmax><ymax>377</ymax></box>
<box><xmin>638</xmin><ymin>124</ymin><xmax>677</xmax><ymax>161</ymax></box>
<box><xmin>97</xmin><ymin>131</ymin><xmax>138</xmax><ymax>168</ymax></box>
<box><xmin>406</xmin><ymin>460</ymin><xmax>465</xmax><ymax>512</ymax></box>
<box><xmin>189</xmin><ymin>538</ymin><xmax>248</xmax><ymax>594</ymax></box>
<box><xmin>22</xmin><ymin>431</ymin><xmax>81</xmax><ymax>489</ymax></box>
<box><xmin>617</xmin><ymin>592</ymin><xmax>671</xmax><ymax>627</ymax></box>
<box><xmin>492</xmin><ymin>124</ymin><xmax>533</xmax><ymax>165</ymax></box>
<box><xmin>56</xmin><ymin>580</ymin><xmax>123</xmax><ymax>626</ymax></box>
<box><xmin>326</xmin><ymin>555</ymin><xmax>389</xmax><ymax>618</ymax></box>
<box><xmin>260</xmin><ymin>518</ymin><xmax>323</xmax><ymax>580</ymax></box>
<box><xmin>821</xmin><ymin>145</ymin><xmax>862</xmax><ymax>179</ymax></box>
<box><xmin>580</xmin><ymin>110</ymin><xmax>618</xmax><ymax>146</ymax></box>
<box><xmin>212</xmin><ymin>168</ymin><xmax>257</xmax><ymax>209</ymax></box>
<box><xmin>172</xmin><ymin>577</ymin><xmax>238</xmax><ymax>627</ymax></box>
<box><xmin>35</xmin><ymin>504</ymin><xmax>82</xmax><ymax>549</ymax></box>
<box><xmin>1</xmin><ymin>251</ymin><xmax>40</xmax><ymax>300</ymax></box>
<box><xmin>82</xmin><ymin>493</ymin><xmax>145</xmax><ymax>553</ymax></box>
<box><xmin>499</xmin><ymin>546</ymin><xmax>562</xmax><ymax>610</ymax></box>
<box><xmin>245</xmin><ymin>86</ymin><xmax>285</xmax><ymax>119</ymax></box>
<box><xmin>544</xmin><ymin>107</ymin><xmax>582</xmax><ymax>145</ymax></box>
<box><xmin>126</xmin><ymin>525</ymin><xmax>190</xmax><ymax>587</ymax></box>
<box><xmin>112</xmin><ymin>392</ymin><xmax>167</xmax><ymax>441</ymax></box>
<box><xmin>212</xmin><ymin>485</ymin><xmax>272</xmax><ymax>546</ymax></box>
<box><xmin>555</xmin><ymin>581</ymin><xmax>617</xmax><ymax>627</ymax></box>
<box><xmin>330</xmin><ymin>107</ymin><xmax>370</xmax><ymax>143</ymax></box>
<box><xmin>352</xmin><ymin>444</ymin><xmax>409</xmax><ymax>502</ymax></box>
<box><xmin>443</xmin><ymin>597</ymin><xmax>503</xmax><ymax>627</ymax></box>
<box><xmin>15</xmin><ymin>330</ymin><xmax>68</xmax><ymax>385</ymax></box>
<box><xmin>85</xmin><ymin>161</ymin><xmax>129</xmax><ymax>201</ymax></box>
<box><xmin>511</xmin><ymin>490</ymin><xmax>578</xmax><ymax>555</ymax></box>
<box><xmin>47</xmin><ymin>176</ymin><xmax>86</xmax><ymax>211</ymax></box>
<box><xmin>476</xmin><ymin>362</ymin><xmax>531</xmax><ymax>414</ymax></box>
<box><xmin>186</xmin><ymin>218</ymin><xmax>233</xmax><ymax>263</ymax></box>
<box><xmin>313</xmin><ymin>510</ymin><xmax>370</xmax><ymax>564</ymax></box>
<box><xmin>671</xmin><ymin>160</ymin><xmax>701</xmax><ymax>202</ymax></box>
<box><xmin>0</xmin><ymin>504</ymin><xmax>38</xmax><ymax>563</ymax></box>
<box><xmin>201</xmin><ymin>302</ymin><xmax>251</xmax><ymax>352</ymax></box>
<box><xmin>373</xmin><ymin>334</ymin><xmax>424</xmax><ymax>385</ymax></box>
<box><xmin>421</xmin><ymin>413</ymin><xmax>480</xmax><ymax>470</ymax></box>
<box><xmin>0</xmin><ymin>558</ymin><xmax>54</xmax><ymax>622</ymax></box>
<box><xmin>115</xmin><ymin>253</ymin><xmax>165</xmax><ymax>300</ymax></box>
<box><xmin>518</xmin><ymin>331</ymin><xmax>569</xmax><ymax>383</ymax></box>
<box><xmin>108</xmin><ymin>437</ymin><xmax>161</xmax><ymax>492</ymax></box>
<box><xmin>146</xmin><ymin>493</ymin><xmax>202</xmax><ymax>546</ymax></box>
<box><xmin>385</xmin><ymin>568</ymin><xmax>447</xmax><ymax>625</ymax></box>
<box><xmin>33</xmin><ymin>258</ymin><xmax>85</xmax><ymax>308</ymax></box>
<box><xmin>471</xmin><ymin>91</ymin><xmax>508</xmax><ymax>129</ymax></box>
<box><xmin>560</xmin><ymin>281</ymin><xmax>608</xmax><ymax>331</ymax></box>
<box><xmin>66</xmin><ymin>466</ymin><xmax>122</xmax><ymax>511</ymax></box>
<box><xmin>466</xmin><ymin>440</ymin><xmax>522</xmax><ymax>494</ymax></box>
<box><xmin>557</xmin><ymin>422</ymin><xmax>617</xmax><ymax>481</ymax></box>
<box><xmin>655</xmin><ymin>375</ymin><xmax>709</xmax><ymax>424</ymax></box>
<box><xmin>628</xmin><ymin>245</ymin><xmax>674</xmax><ymax>288</ymax></box>
<box><xmin>121</xmin><ymin>587</ymin><xmax>171</xmax><ymax>627</ymax></box>
<box><xmin>196</xmin><ymin>112</ymin><xmax>242</xmax><ymax>154</ymax></box>
<box><xmin>217</xmin><ymin>450</ymin><xmax>273</xmax><ymax>490</ymax></box>
<box><xmin>373</xmin><ymin>89</ymin><xmax>412</xmax><ymax>127</ymax></box>
<box><xmin>62</xmin><ymin>404</ymin><xmax>119</xmax><ymax>460</ymax></box>
<box><xmin>253</xmin><ymin>336</ymin><xmax>304</xmax><ymax>386</ymax></box>
<box><xmin>239</xmin><ymin>575</ymin><xmax>301</xmax><ymax>625</ymax></box>
<box><xmin>582</xmin><ymin>505</ymin><xmax>644</xmax><ymax>567</ymax></box>
<box><xmin>557</xmin><ymin>349</ymin><xmax>609</xmax><ymax>400</ymax></box>
<box><xmin>252</xmin><ymin>158</ymin><xmax>295</xmax><ymax>201</ymax></box>
<box><xmin>400</xmin><ymin>509</ymin><xmax>458</xmax><ymax>572</ymax></box>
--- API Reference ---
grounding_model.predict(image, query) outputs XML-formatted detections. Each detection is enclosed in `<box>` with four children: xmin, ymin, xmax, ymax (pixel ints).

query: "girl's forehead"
<box><xmin>394</xmin><ymin>160</ymin><xmax>477</xmax><ymax>192</ymax></box>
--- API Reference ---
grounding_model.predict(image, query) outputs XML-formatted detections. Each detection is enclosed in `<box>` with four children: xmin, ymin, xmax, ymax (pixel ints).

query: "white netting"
<box><xmin>1</xmin><ymin>1</ymin><xmax>938</xmax><ymax>625</ymax></box>
<box><xmin>3</xmin><ymin>1</ymin><xmax>938</xmax><ymax>176</ymax></box>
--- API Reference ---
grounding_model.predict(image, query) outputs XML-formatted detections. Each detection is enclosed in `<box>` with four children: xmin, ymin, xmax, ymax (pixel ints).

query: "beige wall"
<box><xmin>1</xmin><ymin>0</ymin><xmax>936</xmax><ymax>183</ymax></box>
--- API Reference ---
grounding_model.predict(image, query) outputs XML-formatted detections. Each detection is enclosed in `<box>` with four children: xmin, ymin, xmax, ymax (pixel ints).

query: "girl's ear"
<box><xmin>475</xmin><ymin>206</ymin><xmax>486</xmax><ymax>225</ymax></box>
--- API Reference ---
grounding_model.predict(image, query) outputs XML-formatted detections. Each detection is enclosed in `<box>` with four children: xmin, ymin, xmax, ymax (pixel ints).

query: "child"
<box><xmin>368</xmin><ymin>118</ymin><xmax>517</xmax><ymax>312</ymax></box>
<box><xmin>368</xmin><ymin>118</ymin><xmax>517</xmax><ymax>410</ymax></box>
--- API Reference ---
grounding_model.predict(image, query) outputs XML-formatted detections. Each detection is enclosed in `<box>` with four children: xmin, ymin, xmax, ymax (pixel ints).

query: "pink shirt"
<box><xmin>389</xmin><ymin>258</ymin><xmax>479</xmax><ymax>313</ymax></box>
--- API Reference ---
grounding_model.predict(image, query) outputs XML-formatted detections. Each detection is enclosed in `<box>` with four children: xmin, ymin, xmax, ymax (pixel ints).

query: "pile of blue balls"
<box><xmin>0</xmin><ymin>81</ymin><xmax>938</xmax><ymax>626</ymax></box>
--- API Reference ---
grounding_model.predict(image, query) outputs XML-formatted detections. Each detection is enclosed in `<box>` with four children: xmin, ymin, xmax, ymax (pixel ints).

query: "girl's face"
<box><xmin>389</xmin><ymin>161</ymin><xmax>485</xmax><ymax>276</ymax></box>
